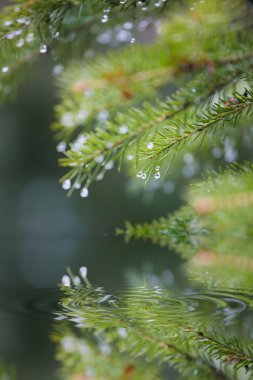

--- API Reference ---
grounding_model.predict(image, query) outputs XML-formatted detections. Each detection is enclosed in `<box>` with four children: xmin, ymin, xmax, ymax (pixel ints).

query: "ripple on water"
<box><xmin>0</xmin><ymin>287</ymin><xmax>61</xmax><ymax>324</ymax></box>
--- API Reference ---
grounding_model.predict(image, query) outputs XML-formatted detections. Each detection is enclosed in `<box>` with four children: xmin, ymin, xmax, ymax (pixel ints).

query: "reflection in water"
<box><xmin>53</xmin><ymin>269</ymin><xmax>253</xmax><ymax>380</ymax></box>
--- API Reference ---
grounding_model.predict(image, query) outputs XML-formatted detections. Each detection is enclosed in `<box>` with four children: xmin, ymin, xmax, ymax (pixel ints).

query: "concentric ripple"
<box><xmin>0</xmin><ymin>287</ymin><xmax>61</xmax><ymax>324</ymax></box>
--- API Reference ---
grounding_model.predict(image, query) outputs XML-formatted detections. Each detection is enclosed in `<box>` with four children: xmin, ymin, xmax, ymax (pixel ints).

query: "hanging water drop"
<box><xmin>1</xmin><ymin>66</ymin><xmax>9</xmax><ymax>73</ymax></box>
<box><xmin>40</xmin><ymin>44</ymin><xmax>47</xmax><ymax>54</ymax></box>
<box><xmin>101</xmin><ymin>14</ymin><xmax>108</xmax><ymax>23</ymax></box>
<box><xmin>79</xmin><ymin>266</ymin><xmax>88</xmax><ymax>279</ymax></box>
<box><xmin>155</xmin><ymin>165</ymin><xmax>160</xmax><ymax>171</ymax></box>
<box><xmin>62</xmin><ymin>179</ymin><xmax>71</xmax><ymax>190</ymax></box>
<box><xmin>155</xmin><ymin>172</ymin><xmax>160</xmax><ymax>179</ymax></box>
<box><xmin>56</xmin><ymin>141</ymin><xmax>67</xmax><ymax>152</ymax></box>
<box><xmin>130</xmin><ymin>37</ymin><xmax>135</xmax><ymax>44</ymax></box>
<box><xmin>147</xmin><ymin>142</ymin><xmax>153</xmax><ymax>149</ymax></box>
<box><xmin>74</xmin><ymin>182</ymin><xmax>81</xmax><ymax>189</ymax></box>
<box><xmin>141</xmin><ymin>173</ymin><xmax>147</xmax><ymax>179</ymax></box>
<box><xmin>16</xmin><ymin>38</ymin><xmax>24</xmax><ymax>48</ymax></box>
<box><xmin>80</xmin><ymin>187</ymin><xmax>89</xmax><ymax>198</ymax></box>
<box><xmin>105</xmin><ymin>161</ymin><xmax>114</xmax><ymax>170</ymax></box>
<box><xmin>61</xmin><ymin>275</ymin><xmax>71</xmax><ymax>287</ymax></box>
<box><xmin>136</xmin><ymin>171</ymin><xmax>143</xmax><ymax>178</ymax></box>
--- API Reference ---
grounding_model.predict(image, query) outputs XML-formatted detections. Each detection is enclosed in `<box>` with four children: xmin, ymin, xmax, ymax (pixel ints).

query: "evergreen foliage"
<box><xmin>1</xmin><ymin>0</ymin><xmax>253</xmax><ymax>378</ymax></box>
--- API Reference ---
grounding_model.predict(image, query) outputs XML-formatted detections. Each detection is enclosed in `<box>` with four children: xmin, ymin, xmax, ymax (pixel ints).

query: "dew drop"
<box><xmin>26</xmin><ymin>33</ymin><xmax>34</xmax><ymax>43</ymax></box>
<box><xmin>136</xmin><ymin>171</ymin><xmax>143</xmax><ymax>178</ymax></box>
<box><xmin>4</xmin><ymin>20</ymin><xmax>12</xmax><ymax>27</ymax></box>
<box><xmin>101</xmin><ymin>14</ymin><xmax>108</xmax><ymax>23</ymax></box>
<box><xmin>141</xmin><ymin>173</ymin><xmax>147</xmax><ymax>179</ymax></box>
<box><xmin>1</xmin><ymin>66</ymin><xmax>9</xmax><ymax>73</ymax></box>
<box><xmin>52</xmin><ymin>64</ymin><xmax>64</xmax><ymax>76</ymax></box>
<box><xmin>155</xmin><ymin>172</ymin><xmax>160</xmax><ymax>179</ymax></box>
<box><xmin>105</xmin><ymin>160</ymin><xmax>114</xmax><ymax>170</ymax></box>
<box><xmin>96</xmin><ymin>172</ymin><xmax>104</xmax><ymax>181</ymax></box>
<box><xmin>120</xmin><ymin>0</ymin><xmax>127</xmax><ymax>3</ymax></box>
<box><xmin>79</xmin><ymin>266</ymin><xmax>88</xmax><ymax>279</ymax></box>
<box><xmin>147</xmin><ymin>142</ymin><xmax>153</xmax><ymax>149</ymax></box>
<box><xmin>80</xmin><ymin>187</ymin><xmax>89</xmax><ymax>198</ymax></box>
<box><xmin>118</xmin><ymin>125</ymin><xmax>128</xmax><ymax>134</ymax></box>
<box><xmin>118</xmin><ymin>327</ymin><xmax>128</xmax><ymax>338</ymax></box>
<box><xmin>106</xmin><ymin>142</ymin><xmax>114</xmax><ymax>149</ymax></box>
<box><xmin>127</xmin><ymin>154</ymin><xmax>134</xmax><ymax>161</ymax></box>
<box><xmin>6</xmin><ymin>31</ymin><xmax>16</xmax><ymax>40</ymax></box>
<box><xmin>74</xmin><ymin>182</ymin><xmax>81</xmax><ymax>189</ymax></box>
<box><xmin>61</xmin><ymin>275</ymin><xmax>71</xmax><ymax>287</ymax></box>
<box><xmin>130</xmin><ymin>37</ymin><xmax>135</xmax><ymax>44</ymax></box>
<box><xmin>56</xmin><ymin>141</ymin><xmax>67</xmax><ymax>152</ymax></box>
<box><xmin>95</xmin><ymin>155</ymin><xmax>104</xmax><ymax>164</ymax></box>
<box><xmin>40</xmin><ymin>44</ymin><xmax>47</xmax><ymax>54</ymax></box>
<box><xmin>62</xmin><ymin>179</ymin><xmax>71</xmax><ymax>190</ymax></box>
<box><xmin>155</xmin><ymin>165</ymin><xmax>160</xmax><ymax>171</ymax></box>
<box><xmin>16</xmin><ymin>38</ymin><xmax>24</xmax><ymax>48</ymax></box>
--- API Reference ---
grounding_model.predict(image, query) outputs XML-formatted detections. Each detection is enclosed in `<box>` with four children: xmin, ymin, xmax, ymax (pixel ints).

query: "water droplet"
<box><xmin>105</xmin><ymin>160</ymin><xmax>114</xmax><ymax>170</ymax></box>
<box><xmin>101</xmin><ymin>14</ymin><xmax>108</xmax><ymax>23</ymax></box>
<box><xmin>127</xmin><ymin>154</ymin><xmax>134</xmax><ymax>161</ymax></box>
<box><xmin>130</xmin><ymin>37</ymin><xmax>135</xmax><ymax>44</ymax></box>
<box><xmin>40</xmin><ymin>44</ymin><xmax>47</xmax><ymax>54</ymax></box>
<box><xmin>141</xmin><ymin>173</ymin><xmax>146</xmax><ymax>179</ymax></box>
<box><xmin>106</xmin><ymin>142</ymin><xmax>114</xmax><ymax>149</ymax></box>
<box><xmin>52</xmin><ymin>64</ymin><xmax>64</xmax><ymax>76</ymax></box>
<box><xmin>76</xmin><ymin>110</ymin><xmax>88</xmax><ymax>123</ymax></box>
<box><xmin>192</xmin><ymin>88</ymin><xmax>197</xmax><ymax>93</ymax></box>
<box><xmin>137</xmin><ymin>171</ymin><xmax>143</xmax><ymax>178</ymax></box>
<box><xmin>147</xmin><ymin>142</ymin><xmax>153</xmax><ymax>149</ymax></box>
<box><xmin>15</xmin><ymin>28</ymin><xmax>23</xmax><ymax>36</ymax></box>
<box><xmin>61</xmin><ymin>275</ymin><xmax>71</xmax><ymax>287</ymax></box>
<box><xmin>119</xmin><ymin>125</ymin><xmax>128</xmax><ymax>134</ymax></box>
<box><xmin>80</xmin><ymin>187</ymin><xmax>89</xmax><ymax>198</ymax></box>
<box><xmin>104</xmin><ymin>7</ymin><xmax>111</xmax><ymax>13</ymax></box>
<box><xmin>74</xmin><ymin>182</ymin><xmax>81</xmax><ymax>189</ymax></box>
<box><xmin>120</xmin><ymin>0</ymin><xmax>127</xmax><ymax>3</ymax></box>
<box><xmin>155</xmin><ymin>166</ymin><xmax>160</xmax><ymax>171</ymax></box>
<box><xmin>24</xmin><ymin>17</ymin><xmax>30</xmax><ymax>25</ymax></box>
<box><xmin>123</xmin><ymin>22</ymin><xmax>133</xmax><ymax>30</ymax></box>
<box><xmin>6</xmin><ymin>31</ymin><xmax>16</xmax><ymax>40</ymax></box>
<box><xmin>99</xmin><ymin>342</ymin><xmax>111</xmax><ymax>356</ymax></box>
<box><xmin>16</xmin><ymin>16</ymin><xmax>26</xmax><ymax>24</ymax></box>
<box><xmin>4</xmin><ymin>20</ymin><xmax>12</xmax><ymax>27</ymax></box>
<box><xmin>118</xmin><ymin>327</ymin><xmax>128</xmax><ymax>338</ymax></box>
<box><xmin>1</xmin><ymin>66</ymin><xmax>9</xmax><ymax>73</ymax></box>
<box><xmin>97</xmin><ymin>109</ymin><xmax>109</xmax><ymax>122</ymax></box>
<box><xmin>116</xmin><ymin>29</ymin><xmax>131</xmax><ymax>43</ymax></box>
<box><xmin>26</xmin><ymin>33</ymin><xmax>34</xmax><ymax>43</ymax></box>
<box><xmin>95</xmin><ymin>155</ymin><xmax>104</xmax><ymax>164</ymax></box>
<box><xmin>62</xmin><ymin>179</ymin><xmax>71</xmax><ymax>190</ymax></box>
<box><xmin>155</xmin><ymin>172</ymin><xmax>160</xmax><ymax>179</ymax></box>
<box><xmin>16</xmin><ymin>38</ymin><xmax>24</xmax><ymax>47</ymax></box>
<box><xmin>61</xmin><ymin>112</ymin><xmax>75</xmax><ymax>127</ymax></box>
<box><xmin>79</xmin><ymin>266</ymin><xmax>88</xmax><ymax>279</ymax></box>
<box><xmin>96</xmin><ymin>172</ymin><xmax>104</xmax><ymax>181</ymax></box>
<box><xmin>56</xmin><ymin>141</ymin><xmax>67</xmax><ymax>152</ymax></box>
